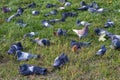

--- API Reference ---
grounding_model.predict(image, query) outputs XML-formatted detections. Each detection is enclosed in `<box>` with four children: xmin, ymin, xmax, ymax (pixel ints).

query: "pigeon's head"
<box><xmin>19</xmin><ymin>64</ymin><xmax>31</xmax><ymax>76</ymax></box>
<box><xmin>80</xmin><ymin>1</ymin><xmax>87</xmax><ymax>6</ymax></box>
<box><xmin>57</xmin><ymin>28</ymin><xmax>63</xmax><ymax>35</ymax></box>
<box><xmin>8</xmin><ymin>46</ymin><xmax>17</xmax><ymax>54</ymax></box>
<box><xmin>19</xmin><ymin>64</ymin><xmax>29</xmax><ymax>72</ymax></box>
<box><xmin>94</xmin><ymin>28</ymin><xmax>100</xmax><ymax>35</ymax></box>
<box><xmin>16</xmin><ymin>42</ymin><xmax>22</xmax><ymax>48</ymax></box>
<box><xmin>41</xmin><ymin>39</ymin><xmax>50</xmax><ymax>46</ymax></box>
<box><xmin>101</xmin><ymin>45</ymin><xmax>105</xmax><ymax>49</ymax></box>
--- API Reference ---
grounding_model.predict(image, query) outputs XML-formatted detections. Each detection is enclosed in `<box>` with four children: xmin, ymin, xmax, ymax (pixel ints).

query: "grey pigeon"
<box><xmin>33</xmin><ymin>38</ymin><xmax>50</xmax><ymax>46</ymax></box>
<box><xmin>110</xmin><ymin>37</ymin><xmax>120</xmax><ymax>49</ymax></box>
<box><xmin>16</xmin><ymin>50</ymin><xmax>40</xmax><ymax>61</ymax></box>
<box><xmin>53</xmin><ymin>53</ymin><xmax>69</xmax><ymax>68</ymax></box>
<box><xmin>104</xmin><ymin>19</ymin><xmax>114</xmax><ymax>28</ymax></box>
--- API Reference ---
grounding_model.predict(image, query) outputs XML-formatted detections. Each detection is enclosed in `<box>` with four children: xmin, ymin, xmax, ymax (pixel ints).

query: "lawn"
<box><xmin>0</xmin><ymin>0</ymin><xmax>120</xmax><ymax>80</ymax></box>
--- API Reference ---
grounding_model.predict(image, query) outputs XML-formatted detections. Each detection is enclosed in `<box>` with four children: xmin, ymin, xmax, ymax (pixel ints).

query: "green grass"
<box><xmin>0</xmin><ymin>0</ymin><xmax>120</xmax><ymax>79</ymax></box>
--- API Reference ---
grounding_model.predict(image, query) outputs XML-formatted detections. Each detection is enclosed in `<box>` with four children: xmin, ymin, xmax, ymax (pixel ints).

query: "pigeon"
<box><xmin>46</xmin><ymin>3</ymin><xmax>56</xmax><ymax>8</ymax></box>
<box><xmin>73</xmin><ymin>26</ymin><xmax>89</xmax><ymax>38</ymax></box>
<box><xmin>19</xmin><ymin>64</ymin><xmax>47</xmax><ymax>76</ymax></box>
<box><xmin>96</xmin><ymin>45</ymin><xmax>106</xmax><ymax>56</ymax></box>
<box><xmin>41</xmin><ymin>20</ymin><xmax>51</xmax><ymax>27</ymax></box>
<box><xmin>62</xmin><ymin>12</ymin><xmax>77</xmax><ymax>19</ymax></box>
<box><xmin>49</xmin><ymin>19</ymin><xmax>61</xmax><ymax>23</ymax></box>
<box><xmin>80</xmin><ymin>1</ymin><xmax>87</xmax><ymax>6</ymax></box>
<box><xmin>58</xmin><ymin>0</ymin><xmax>67</xmax><ymax>3</ymax></box>
<box><xmin>26</xmin><ymin>2</ymin><xmax>36</xmax><ymax>8</ymax></box>
<box><xmin>76</xmin><ymin>19</ymin><xmax>90</xmax><ymax>26</ymax></box>
<box><xmin>70</xmin><ymin>40</ymin><xmax>91</xmax><ymax>52</ymax></box>
<box><xmin>78</xmin><ymin>1</ymin><xmax>89</xmax><ymax>11</ymax></box>
<box><xmin>33</xmin><ymin>38</ymin><xmax>50</xmax><ymax>46</ymax></box>
<box><xmin>104</xmin><ymin>19</ymin><xmax>114</xmax><ymax>28</ymax></box>
<box><xmin>8</xmin><ymin>42</ymin><xmax>23</xmax><ymax>54</ymax></box>
<box><xmin>16</xmin><ymin>19</ymin><xmax>27</xmax><ymax>27</ymax></box>
<box><xmin>64</xmin><ymin>2</ymin><xmax>71</xmax><ymax>7</ymax></box>
<box><xmin>89</xmin><ymin>1</ymin><xmax>99</xmax><ymax>9</ymax></box>
<box><xmin>50</xmin><ymin>10</ymin><xmax>58</xmax><ymax>15</ymax></box>
<box><xmin>110</xmin><ymin>35</ymin><xmax>120</xmax><ymax>40</ymax></box>
<box><xmin>23</xmin><ymin>32</ymin><xmax>38</xmax><ymax>38</ymax></box>
<box><xmin>70</xmin><ymin>40</ymin><xmax>81</xmax><ymax>52</ymax></box>
<box><xmin>16</xmin><ymin>50</ymin><xmax>40</xmax><ymax>61</ymax></box>
<box><xmin>71</xmin><ymin>39</ymin><xmax>91</xmax><ymax>47</ymax></box>
<box><xmin>32</xmin><ymin>10</ymin><xmax>40</xmax><ymax>15</ymax></box>
<box><xmin>88</xmin><ymin>2</ymin><xmax>105</xmax><ymax>13</ymax></box>
<box><xmin>54</xmin><ymin>28</ymin><xmax>67</xmax><ymax>36</ymax></box>
<box><xmin>110</xmin><ymin>37</ymin><xmax>120</xmax><ymax>49</ymax></box>
<box><xmin>88</xmin><ymin>7</ymin><xmax>97</xmax><ymax>13</ymax></box>
<box><xmin>6</xmin><ymin>7</ymin><xmax>24</xmax><ymax>22</ymax></box>
<box><xmin>53</xmin><ymin>53</ymin><xmax>69</xmax><ymax>68</ymax></box>
<box><xmin>16</xmin><ymin>7</ymin><xmax>24</xmax><ymax>16</ymax></box>
<box><xmin>2</xmin><ymin>6</ymin><xmax>11</xmax><ymax>13</ymax></box>
<box><xmin>94</xmin><ymin>28</ymin><xmax>112</xmax><ymax>37</ymax></box>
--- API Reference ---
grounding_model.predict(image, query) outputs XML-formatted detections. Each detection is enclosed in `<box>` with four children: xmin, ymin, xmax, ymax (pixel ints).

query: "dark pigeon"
<box><xmin>62</xmin><ymin>12</ymin><xmax>77</xmax><ymax>20</ymax></box>
<box><xmin>54</xmin><ymin>28</ymin><xmax>67</xmax><ymax>36</ymax></box>
<box><xmin>6</xmin><ymin>7</ymin><xmax>24</xmax><ymax>22</ymax></box>
<box><xmin>26</xmin><ymin>2</ymin><xmax>36</xmax><ymax>8</ymax></box>
<box><xmin>110</xmin><ymin>37</ymin><xmax>120</xmax><ymax>49</ymax></box>
<box><xmin>78</xmin><ymin>1</ymin><xmax>89</xmax><ymax>11</ymax></box>
<box><xmin>32</xmin><ymin>10</ymin><xmax>40</xmax><ymax>15</ymax></box>
<box><xmin>53</xmin><ymin>53</ymin><xmax>69</xmax><ymax>68</ymax></box>
<box><xmin>19</xmin><ymin>64</ymin><xmax>47</xmax><ymax>76</ymax></box>
<box><xmin>96</xmin><ymin>45</ymin><xmax>106</xmax><ymax>56</ymax></box>
<box><xmin>8</xmin><ymin>42</ymin><xmax>23</xmax><ymax>54</ymax></box>
<box><xmin>46</xmin><ymin>3</ymin><xmax>56</xmax><ymax>8</ymax></box>
<box><xmin>104</xmin><ymin>19</ymin><xmax>114</xmax><ymax>28</ymax></box>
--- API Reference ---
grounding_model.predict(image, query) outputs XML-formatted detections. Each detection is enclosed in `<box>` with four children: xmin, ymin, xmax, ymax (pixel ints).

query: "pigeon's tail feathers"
<box><xmin>73</xmin><ymin>29</ymin><xmax>78</xmax><ymax>33</ymax></box>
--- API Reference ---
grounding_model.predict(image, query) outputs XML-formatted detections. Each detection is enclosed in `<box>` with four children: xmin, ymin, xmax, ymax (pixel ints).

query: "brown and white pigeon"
<box><xmin>73</xmin><ymin>26</ymin><xmax>89</xmax><ymax>38</ymax></box>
